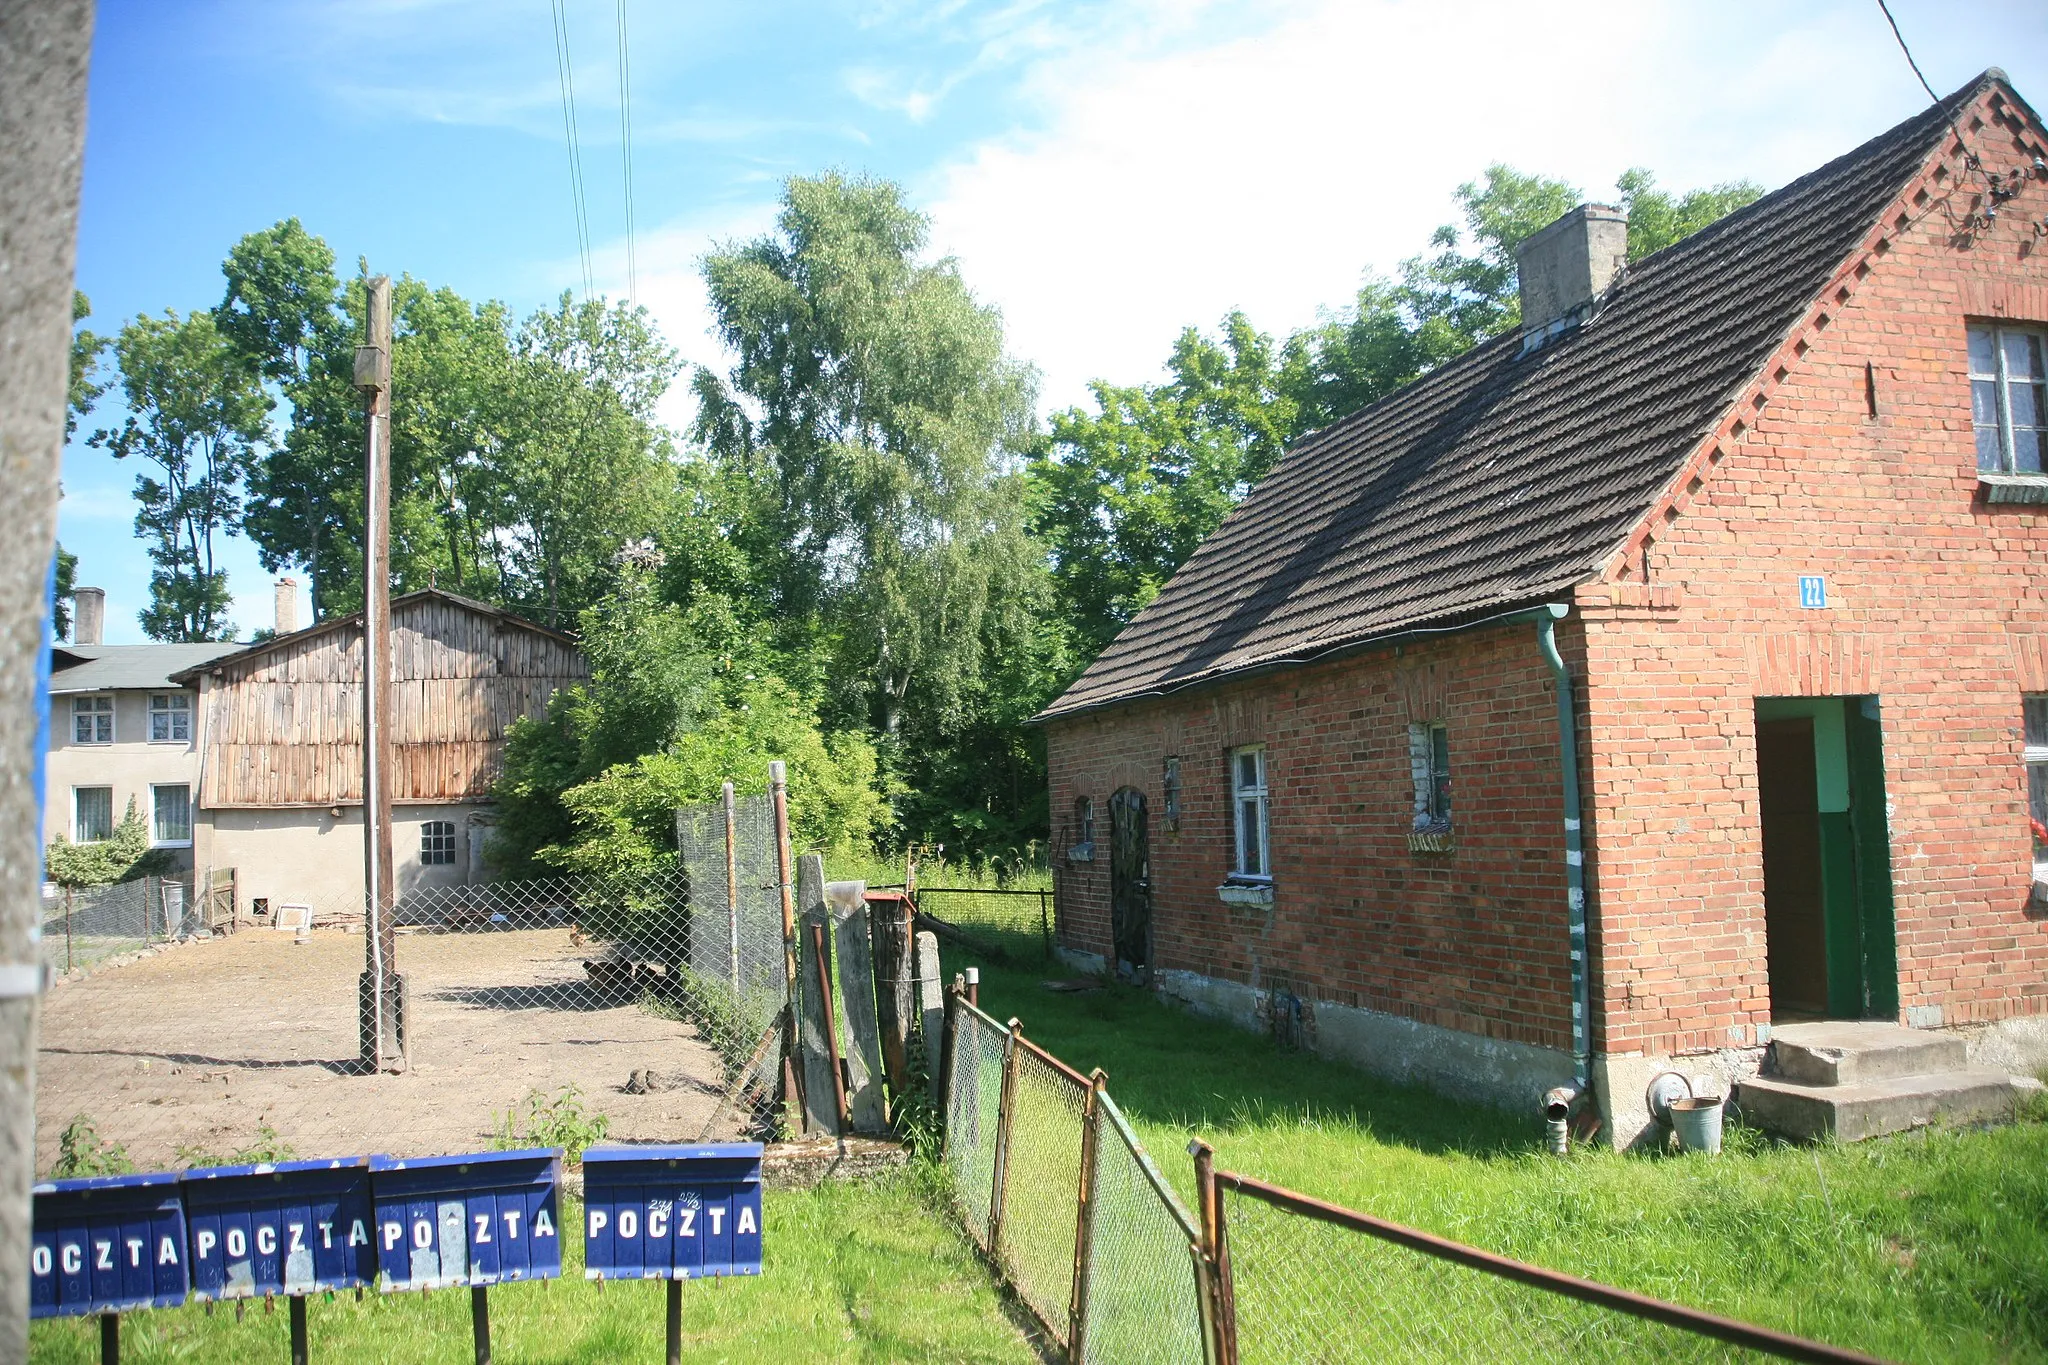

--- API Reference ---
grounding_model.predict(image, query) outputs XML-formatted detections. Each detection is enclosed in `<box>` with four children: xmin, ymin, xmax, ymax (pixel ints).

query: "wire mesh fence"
<box><xmin>1079</xmin><ymin>1092</ymin><xmax>1207</xmax><ymax>1365</ymax></box>
<box><xmin>916</xmin><ymin>886</ymin><xmax>1054</xmax><ymax>963</ymax></box>
<box><xmin>34</xmin><ymin>790</ymin><xmax>792</xmax><ymax>1179</ymax></box>
<box><xmin>944</xmin><ymin>1002</ymin><xmax>1010</xmax><ymax>1250</ymax></box>
<box><xmin>994</xmin><ymin>1038</ymin><xmax>1088</xmax><ymax>1349</ymax></box>
<box><xmin>1210</xmin><ymin>1170</ymin><xmax>1887</xmax><ymax>1365</ymax></box>
<box><xmin>39</xmin><ymin>874</ymin><xmax>202</xmax><ymax>977</ymax></box>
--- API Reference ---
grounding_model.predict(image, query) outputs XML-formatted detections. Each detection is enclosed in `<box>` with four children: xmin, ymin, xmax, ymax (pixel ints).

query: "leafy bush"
<box><xmin>174</xmin><ymin>1123</ymin><xmax>296</xmax><ymax>1170</ymax></box>
<box><xmin>541</xmin><ymin>677</ymin><xmax>886</xmax><ymax>883</ymax></box>
<box><xmin>52</xmin><ymin>1114</ymin><xmax>134</xmax><ymax>1177</ymax></box>
<box><xmin>44</xmin><ymin>796</ymin><xmax>178</xmax><ymax>888</ymax></box>
<box><xmin>493</xmin><ymin>1085</ymin><xmax>611</xmax><ymax>1163</ymax></box>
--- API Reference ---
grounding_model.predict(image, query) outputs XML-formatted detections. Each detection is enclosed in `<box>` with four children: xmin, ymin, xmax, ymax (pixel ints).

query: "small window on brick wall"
<box><xmin>1162</xmin><ymin>756</ymin><xmax>1182</xmax><ymax>832</ymax></box>
<box><xmin>1408</xmin><ymin>722</ymin><xmax>1453</xmax><ymax>846</ymax></box>
<box><xmin>1230</xmin><ymin>746</ymin><xmax>1269</xmax><ymax>879</ymax></box>
<box><xmin>2025</xmin><ymin>696</ymin><xmax>2048</xmax><ymax>882</ymax></box>
<box><xmin>1070</xmin><ymin>796</ymin><xmax>1096</xmax><ymax>862</ymax></box>
<box><xmin>1970</xmin><ymin>323</ymin><xmax>2048</xmax><ymax>475</ymax></box>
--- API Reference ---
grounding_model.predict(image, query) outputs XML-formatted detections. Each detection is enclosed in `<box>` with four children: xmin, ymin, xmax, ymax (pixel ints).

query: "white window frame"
<box><xmin>1969</xmin><ymin>322</ymin><xmax>2048</xmax><ymax>476</ymax></box>
<box><xmin>150</xmin><ymin>783</ymin><xmax>192</xmax><ymax>847</ymax></box>
<box><xmin>1230</xmin><ymin>745</ymin><xmax>1271</xmax><ymax>880</ymax></box>
<box><xmin>148</xmin><ymin>692</ymin><xmax>191</xmax><ymax>743</ymax></box>
<box><xmin>73</xmin><ymin>785</ymin><xmax>114</xmax><ymax>843</ymax></box>
<box><xmin>2025</xmin><ymin>696</ymin><xmax>2048</xmax><ymax>882</ymax></box>
<box><xmin>421</xmin><ymin>819</ymin><xmax>458</xmax><ymax>866</ymax></box>
<box><xmin>72</xmin><ymin>694</ymin><xmax>113</xmax><ymax>745</ymax></box>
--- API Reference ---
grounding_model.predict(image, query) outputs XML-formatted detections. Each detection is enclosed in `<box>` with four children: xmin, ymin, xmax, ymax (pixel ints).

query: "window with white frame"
<box><xmin>151</xmin><ymin>783</ymin><xmax>192</xmax><ymax>845</ymax></box>
<box><xmin>1230</xmin><ymin>746</ymin><xmax>1270</xmax><ymax>879</ymax></box>
<box><xmin>422</xmin><ymin>819</ymin><xmax>458</xmax><ymax>866</ymax></box>
<box><xmin>2025</xmin><ymin>696</ymin><xmax>2048</xmax><ymax>880</ymax></box>
<box><xmin>1409</xmin><ymin>722</ymin><xmax>1453</xmax><ymax>835</ymax></box>
<box><xmin>148</xmin><ymin>693</ymin><xmax>191</xmax><ymax>742</ymax></box>
<box><xmin>72</xmin><ymin>695</ymin><xmax>113</xmax><ymax>744</ymax></box>
<box><xmin>74</xmin><ymin>786</ymin><xmax>113</xmax><ymax>843</ymax></box>
<box><xmin>1969</xmin><ymin>323</ymin><xmax>2047</xmax><ymax>475</ymax></box>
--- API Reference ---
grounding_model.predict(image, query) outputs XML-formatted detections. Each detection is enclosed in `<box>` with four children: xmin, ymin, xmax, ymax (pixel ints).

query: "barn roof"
<box><xmin>1039</xmin><ymin>72</ymin><xmax>2014</xmax><ymax>722</ymax></box>
<box><xmin>167</xmin><ymin>587</ymin><xmax>580</xmax><ymax>685</ymax></box>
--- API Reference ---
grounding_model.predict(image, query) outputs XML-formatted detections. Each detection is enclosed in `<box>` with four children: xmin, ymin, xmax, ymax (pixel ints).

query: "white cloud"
<box><xmin>922</xmin><ymin>0</ymin><xmax>2033</xmax><ymax>416</ymax></box>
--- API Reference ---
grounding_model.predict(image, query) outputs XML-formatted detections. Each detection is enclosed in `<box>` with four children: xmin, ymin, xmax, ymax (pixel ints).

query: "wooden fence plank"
<box><xmin>830</xmin><ymin>882</ymin><xmax>889</xmax><ymax>1134</ymax></box>
<box><xmin>795</xmin><ymin>855</ymin><xmax>841</xmax><ymax>1136</ymax></box>
<box><xmin>915</xmin><ymin>930</ymin><xmax>944</xmax><ymax>1103</ymax></box>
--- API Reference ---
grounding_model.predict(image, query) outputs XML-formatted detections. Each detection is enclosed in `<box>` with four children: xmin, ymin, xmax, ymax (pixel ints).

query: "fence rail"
<box><xmin>940</xmin><ymin>991</ymin><xmax>1894</xmax><ymax>1365</ymax></box>
<box><xmin>915</xmin><ymin>886</ymin><xmax>1054</xmax><ymax>963</ymax></box>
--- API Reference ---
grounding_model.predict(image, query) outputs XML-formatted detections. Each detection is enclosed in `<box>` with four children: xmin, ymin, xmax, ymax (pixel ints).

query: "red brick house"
<box><xmin>1039</xmin><ymin>71</ymin><xmax>2048</xmax><ymax>1144</ymax></box>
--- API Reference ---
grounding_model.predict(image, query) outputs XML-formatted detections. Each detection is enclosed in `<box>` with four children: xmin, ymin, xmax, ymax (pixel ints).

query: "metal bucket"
<box><xmin>1670</xmin><ymin>1096</ymin><xmax>1724</xmax><ymax>1154</ymax></box>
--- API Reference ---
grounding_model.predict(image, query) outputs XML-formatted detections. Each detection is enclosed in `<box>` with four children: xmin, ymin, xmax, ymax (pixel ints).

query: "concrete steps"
<box><xmin>1735</xmin><ymin>1021</ymin><xmax>2041</xmax><ymax>1143</ymax></box>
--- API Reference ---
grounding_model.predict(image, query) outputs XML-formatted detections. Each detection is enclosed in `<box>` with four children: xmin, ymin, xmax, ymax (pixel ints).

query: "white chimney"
<box><xmin>1517</xmin><ymin>204</ymin><xmax>1628</xmax><ymax>352</ymax></box>
<box><xmin>274</xmin><ymin>577</ymin><xmax>299</xmax><ymax>635</ymax></box>
<box><xmin>72</xmin><ymin>586</ymin><xmax>104</xmax><ymax>645</ymax></box>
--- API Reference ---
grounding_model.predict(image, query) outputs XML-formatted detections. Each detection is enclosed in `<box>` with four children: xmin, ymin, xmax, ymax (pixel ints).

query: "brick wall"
<box><xmin>1047</xmin><ymin>620</ymin><xmax>1582</xmax><ymax>1053</ymax></box>
<box><xmin>1580</xmin><ymin>109</ymin><xmax>2048</xmax><ymax>1058</ymax></box>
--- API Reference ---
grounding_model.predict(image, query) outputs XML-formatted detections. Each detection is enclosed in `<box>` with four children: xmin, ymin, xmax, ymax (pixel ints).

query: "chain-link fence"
<box><xmin>34</xmin><ymin>788</ymin><xmax>793</xmax><ymax>1179</ymax></box>
<box><xmin>1079</xmin><ymin>1092</ymin><xmax>1207</xmax><ymax>1365</ymax></box>
<box><xmin>39</xmin><ymin>874</ymin><xmax>201</xmax><ymax>977</ymax></box>
<box><xmin>941</xmin><ymin>997</ymin><xmax>1209</xmax><ymax>1362</ymax></box>
<box><xmin>916</xmin><ymin>886</ymin><xmax>1054</xmax><ymax>963</ymax></box>
<box><xmin>1206</xmin><ymin>1168</ymin><xmax>1887</xmax><ymax>1365</ymax></box>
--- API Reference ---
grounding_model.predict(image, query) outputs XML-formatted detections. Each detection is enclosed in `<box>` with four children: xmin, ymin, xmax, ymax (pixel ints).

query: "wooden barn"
<box><xmin>173</xmin><ymin>589</ymin><xmax>588</xmax><ymax>919</ymax></box>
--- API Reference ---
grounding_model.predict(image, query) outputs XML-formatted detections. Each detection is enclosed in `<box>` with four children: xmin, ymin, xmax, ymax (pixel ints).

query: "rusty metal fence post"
<box><xmin>1191</xmin><ymin>1140</ymin><xmax>1239</xmax><ymax>1365</ymax></box>
<box><xmin>986</xmin><ymin>1017</ymin><xmax>1022</xmax><ymax>1266</ymax></box>
<box><xmin>1067</xmin><ymin>1069</ymin><xmax>1106</xmax><ymax>1359</ymax></box>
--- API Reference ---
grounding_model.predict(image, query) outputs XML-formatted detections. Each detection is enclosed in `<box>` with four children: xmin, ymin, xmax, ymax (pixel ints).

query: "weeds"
<box><xmin>51</xmin><ymin>1114</ymin><xmax>134</xmax><ymax>1178</ymax></box>
<box><xmin>493</xmin><ymin>1085</ymin><xmax>611</xmax><ymax>1162</ymax></box>
<box><xmin>174</xmin><ymin>1123</ymin><xmax>297</xmax><ymax>1170</ymax></box>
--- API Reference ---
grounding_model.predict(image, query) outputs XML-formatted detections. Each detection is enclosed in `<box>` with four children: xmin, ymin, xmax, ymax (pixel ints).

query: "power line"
<box><xmin>550</xmin><ymin>0</ymin><xmax>596</xmax><ymax>302</ymax></box>
<box><xmin>1875</xmin><ymin>0</ymin><xmax>1940</xmax><ymax>105</ymax></box>
<box><xmin>616</xmin><ymin>0</ymin><xmax>639</xmax><ymax>307</ymax></box>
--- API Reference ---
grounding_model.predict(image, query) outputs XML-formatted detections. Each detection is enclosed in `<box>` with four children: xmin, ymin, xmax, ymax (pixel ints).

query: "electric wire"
<box><xmin>1875</xmin><ymin>0</ymin><xmax>1980</xmax><ymax>175</ymax></box>
<box><xmin>616</xmin><ymin>0</ymin><xmax>639</xmax><ymax>307</ymax></box>
<box><xmin>551</xmin><ymin>0</ymin><xmax>596</xmax><ymax>302</ymax></box>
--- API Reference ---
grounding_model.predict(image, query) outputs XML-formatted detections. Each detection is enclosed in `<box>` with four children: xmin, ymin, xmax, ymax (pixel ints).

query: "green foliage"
<box><xmin>91</xmin><ymin>308</ymin><xmax>271</xmax><ymax>641</ymax></box>
<box><xmin>67</xmin><ymin>290</ymin><xmax>106</xmax><ymax>442</ymax></box>
<box><xmin>174</xmin><ymin>1124</ymin><xmax>296</xmax><ymax>1170</ymax></box>
<box><xmin>492</xmin><ymin>1086</ymin><xmax>610</xmax><ymax>1163</ymax></box>
<box><xmin>542</xmin><ymin>677</ymin><xmax>885</xmax><ymax>882</ymax></box>
<box><xmin>52</xmin><ymin>1114</ymin><xmax>135</xmax><ymax>1178</ymax></box>
<box><xmin>1618</xmin><ymin>168</ymin><xmax>1763</xmax><ymax>261</ymax></box>
<box><xmin>44</xmin><ymin>796</ymin><xmax>178</xmax><ymax>888</ymax></box>
<box><xmin>52</xmin><ymin>543</ymin><xmax>76</xmax><ymax>643</ymax></box>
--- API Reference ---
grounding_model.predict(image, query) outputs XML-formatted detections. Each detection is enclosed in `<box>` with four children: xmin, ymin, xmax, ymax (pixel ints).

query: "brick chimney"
<box><xmin>274</xmin><ymin>577</ymin><xmax>299</xmax><ymax>635</ymax></box>
<box><xmin>72</xmin><ymin>586</ymin><xmax>104</xmax><ymax>645</ymax></box>
<box><xmin>1517</xmin><ymin>204</ymin><xmax>1628</xmax><ymax>352</ymax></box>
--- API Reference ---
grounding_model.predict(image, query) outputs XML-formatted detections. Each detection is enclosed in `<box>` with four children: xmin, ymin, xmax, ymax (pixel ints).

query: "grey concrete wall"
<box><xmin>0</xmin><ymin>1</ymin><xmax>95</xmax><ymax>1351</ymax></box>
<box><xmin>200</xmin><ymin>803</ymin><xmax>493</xmax><ymax>916</ymax></box>
<box><xmin>1153</xmin><ymin>966</ymin><xmax>1576</xmax><ymax>1116</ymax></box>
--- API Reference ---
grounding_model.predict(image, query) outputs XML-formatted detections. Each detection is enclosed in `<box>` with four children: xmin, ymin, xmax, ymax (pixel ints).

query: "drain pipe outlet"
<box><xmin>1542</xmin><ymin>1085</ymin><xmax>1579</xmax><ymax>1154</ymax></box>
<box><xmin>1535</xmin><ymin>603</ymin><xmax>1592</xmax><ymax>1105</ymax></box>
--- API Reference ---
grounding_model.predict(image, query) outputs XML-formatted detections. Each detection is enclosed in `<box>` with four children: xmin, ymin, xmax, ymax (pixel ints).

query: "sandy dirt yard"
<box><xmin>36</xmin><ymin>927</ymin><xmax>731</xmax><ymax>1173</ymax></box>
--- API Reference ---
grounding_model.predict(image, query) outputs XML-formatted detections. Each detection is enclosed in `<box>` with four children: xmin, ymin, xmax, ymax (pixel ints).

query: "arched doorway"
<box><xmin>1109</xmin><ymin>787</ymin><xmax>1152</xmax><ymax>980</ymax></box>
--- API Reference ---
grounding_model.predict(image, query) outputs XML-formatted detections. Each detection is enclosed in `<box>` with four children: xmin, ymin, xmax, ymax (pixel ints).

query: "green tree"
<box><xmin>500</xmin><ymin>295</ymin><xmax>679</xmax><ymax>628</ymax></box>
<box><xmin>694</xmin><ymin>173</ymin><xmax>1044</xmax><ymax>740</ymax></box>
<box><xmin>1616</xmin><ymin>168</ymin><xmax>1762</xmax><ymax>260</ymax></box>
<box><xmin>45</xmin><ymin>797</ymin><xmax>176</xmax><ymax>888</ymax></box>
<box><xmin>68</xmin><ymin>290</ymin><xmax>106</xmax><ymax>440</ymax></box>
<box><xmin>52</xmin><ymin>544</ymin><xmax>77</xmax><ymax>642</ymax></box>
<box><xmin>93</xmin><ymin>310</ymin><xmax>270</xmax><ymax>641</ymax></box>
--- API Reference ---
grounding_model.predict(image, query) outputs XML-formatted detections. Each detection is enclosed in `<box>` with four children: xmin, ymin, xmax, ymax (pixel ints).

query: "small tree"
<box><xmin>45</xmin><ymin>797</ymin><xmax>176</xmax><ymax>888</ymax></box>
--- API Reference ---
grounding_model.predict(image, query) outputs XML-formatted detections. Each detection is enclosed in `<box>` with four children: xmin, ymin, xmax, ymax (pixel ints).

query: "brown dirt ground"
<box><xmin>36</xmin><ymin>927</ymin><xmax>733</xmax><ymax>1174</ymax></box>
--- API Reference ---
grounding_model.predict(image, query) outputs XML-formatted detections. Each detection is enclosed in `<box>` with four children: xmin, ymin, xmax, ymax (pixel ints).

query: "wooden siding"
<box><xmin>198</xmin><ymin>594</ymin><xmax>587</xmax><ymax>807</ymax></box>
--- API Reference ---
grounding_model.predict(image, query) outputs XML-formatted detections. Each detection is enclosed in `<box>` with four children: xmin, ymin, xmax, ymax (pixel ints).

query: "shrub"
<box><xmin>44</xmin><ymin>797</ymin><xmax>178</xmax><ymax>888</ymax></box>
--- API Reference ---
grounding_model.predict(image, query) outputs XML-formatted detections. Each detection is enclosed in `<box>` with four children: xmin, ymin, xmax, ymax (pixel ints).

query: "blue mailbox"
<box><xmin>368</xmin><ymin>1149</ymin><xmax>562</xmax><ymax>1290</ymax></box>
<box><xmin>30</xmin><ymin>1172</ymin><xmax>188</xmax><ymax>1318</ymax></box>
<box><xmin>182</xmin><ymin>1158</ymin><xmax>376</xmax><ymax>1300</ymax></box>
<box><xmin>580</xmin><ymin>1143</ymin><xmax>763</xmax><ymax>1281</ymax></box>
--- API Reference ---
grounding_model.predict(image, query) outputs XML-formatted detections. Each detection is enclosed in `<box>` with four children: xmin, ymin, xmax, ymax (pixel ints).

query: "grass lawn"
<box><xmin>960</xmin><ymin>951</ymin><xmax>2048</xmax><ymax>1364</ymax></box>
<box><xmin>27</xmin><ymin>1173</ymin><xmax>1042</xmax><ymax>1365</ymax></box>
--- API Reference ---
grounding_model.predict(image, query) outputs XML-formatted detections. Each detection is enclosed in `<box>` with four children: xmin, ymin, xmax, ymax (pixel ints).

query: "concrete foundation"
<box><xmin>1153</xmin><ymin>967</ymin><xmax>1576</xmax><ymax>1116</ymax></box>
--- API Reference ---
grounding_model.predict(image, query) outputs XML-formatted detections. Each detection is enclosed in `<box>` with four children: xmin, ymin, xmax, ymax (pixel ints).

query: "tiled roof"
<box><xmin>50</xmin><ymin>643</ymin><xmax>245</xmax><ymax>694</ymax></box>
<box><xmin>1039</xmin><ymin>74</ymin><xmax>1996</xmax><ymax>722</ymax></box>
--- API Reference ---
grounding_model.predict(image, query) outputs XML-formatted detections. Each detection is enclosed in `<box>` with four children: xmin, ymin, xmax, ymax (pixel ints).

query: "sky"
<box><xmin>62</xmin><ymin>0</ymin><xmax>2048</xmax><ymax>643</ymax></box>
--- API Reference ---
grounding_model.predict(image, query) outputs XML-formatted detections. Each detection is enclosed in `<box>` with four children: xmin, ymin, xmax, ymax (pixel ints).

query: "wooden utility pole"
<box><xmin>354</xmin><ymin>276</ymin><xmax>404</xmax><ymax>1073</ymax></box>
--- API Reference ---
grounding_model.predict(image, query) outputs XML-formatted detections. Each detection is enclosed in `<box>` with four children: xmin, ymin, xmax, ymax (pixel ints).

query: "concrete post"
<box><xmin>0</xmin><ymin>0</ymin><xmax>97</xmax><ymax>1352</ymax></box>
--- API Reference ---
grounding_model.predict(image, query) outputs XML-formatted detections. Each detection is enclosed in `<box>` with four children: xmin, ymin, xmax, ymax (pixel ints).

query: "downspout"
<box><xmin>1534</xmin><ymin>603</ymin><xmax>1592</xmax><ymax>1145</ymax></box>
